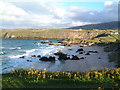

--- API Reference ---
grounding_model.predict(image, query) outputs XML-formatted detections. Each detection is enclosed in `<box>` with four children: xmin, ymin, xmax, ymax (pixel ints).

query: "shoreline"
<box><xmin>61</xmin><ymin>45</ymin><xmax>116</xmax><ymax>72</ymax></box>
<box><xmin>1</xmin><ymin>39</ymin><xmax>117</xmax><ymax>73</ymax></box>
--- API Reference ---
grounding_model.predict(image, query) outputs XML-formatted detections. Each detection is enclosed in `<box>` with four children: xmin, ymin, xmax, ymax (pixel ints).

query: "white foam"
<box><xmin>3</xmin><ymin>44</ymin><xmax>66</xmax><ymax>73</ymax></box>
<box><xmin>9</xmin><ymin>47</ymin><xmax>22</xmax><ymax>50</ymax></box>
<box><xmin>0</xmin><ymin>52</ymin><xmax>4</xmax><ymax>55</ymax></box>
<box><xmin>0</xmin><ymin>47</ymin><xmax>5</xmax><ymax>49</ymax></box>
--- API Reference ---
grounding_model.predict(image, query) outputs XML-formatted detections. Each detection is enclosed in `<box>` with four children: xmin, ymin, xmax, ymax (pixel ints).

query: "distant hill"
<box><xmin>68</xmin><ymin>21</ymin><xmax>119</xmax><ymax>30</ymax></box>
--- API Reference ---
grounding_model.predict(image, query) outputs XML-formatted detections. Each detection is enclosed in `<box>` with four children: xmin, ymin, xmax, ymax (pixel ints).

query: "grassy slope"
<box><xmin>1</xmin><ymin>29</ymin><xmax>118</xmax><ymax>40</ymax></box>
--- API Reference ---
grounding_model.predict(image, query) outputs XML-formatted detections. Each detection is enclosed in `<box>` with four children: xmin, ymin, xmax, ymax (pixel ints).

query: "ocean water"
<box><xmin>1</xmin><ymin>39</ymin><xmax>66</xmax><ymax>74</ymax></box>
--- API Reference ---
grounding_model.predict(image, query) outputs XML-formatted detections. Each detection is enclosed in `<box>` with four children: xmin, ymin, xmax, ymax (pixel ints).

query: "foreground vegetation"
<box><xmin>2</xmin><ymin>68</ymin><xmax>120</xmax><ymax>88</ymax></box>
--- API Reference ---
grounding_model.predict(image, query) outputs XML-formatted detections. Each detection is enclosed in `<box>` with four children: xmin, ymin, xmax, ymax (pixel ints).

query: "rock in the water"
<box><xmin>39</xmin><ymin>56</ymin><xmax>55</xmax><ymax>62</ymax></box>
<box><xmin>27</xmin><ymin>60</ymin><xmax>32</xmax><ymax>62</ymax></box>
<box><xmin>48</xmin><ymin>56</ymin><xmax>55</xmax><ymax>62</ymax></box>
<box><xmin>54</xmin><ymin>50</ymin><xmax>67</xmax><ymax>56</ymax></box>
<box><xmin>37</xmin><ymin>55</ymin><xmax>41</xmax><ymax>58</ymax></box>
<box><xmin>39</xmin><ymin>57</ymin><xmax>48</xmax><ymax>61</ymax></box>
<box><xmin>34</xmin><ymin>42</ymin><xmax>40</xmax><ymax>44</ymax></box>
<box><xmin>58</xmin><ymin>54</ymin><xmax>68</xmax><ymax>60</ymax></box>
<box><xmin>31</xmin><ymin>55</ymin><xmax>36</xmax><ymax>57</ymax></box>
<box><xmin>79</xmin><ymin>52</ymin><xmax>83</xmax><ymax>54</ymax></box>
<box><xmin>76</xmin><ymin>48</ymin><xmax>84</xmax><ymax>53</ymax></box>
<box><xmin>19</xmin><ymin>56</ymin><xmax>25</xmax><ymax>58</ymax></box>
<box><xmin>88</xmin><ymin>51</ymin><xmax>98</xmax><ymax>53</ymax></box>
<box><xmin>41</xmin><ymin>40</ymin><xmax>50</xmax><ymax>44</ymax></box>
<box><xmin>71</xmin><ymin>55</ymin><xmax>79</xmax><ymax>60</ymax></box>
<box><xmin>68</xmin><ymin>49</ymin><xmax>72</xmax><ymax>50</ymax></box>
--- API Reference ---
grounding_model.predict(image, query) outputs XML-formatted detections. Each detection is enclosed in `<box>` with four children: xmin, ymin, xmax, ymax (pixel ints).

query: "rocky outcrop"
<box><xmin>39</xmin><ymin>56</ymin><xmax>55</xmax><ymax>62</ymax></box>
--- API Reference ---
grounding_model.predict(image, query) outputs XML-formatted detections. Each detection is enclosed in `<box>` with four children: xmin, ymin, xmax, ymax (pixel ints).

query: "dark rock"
<box><xmin>98</xmin><ymin>57</ymin><xmax>101</xmax><ymax>59</ymax></box>
<box><xmin>31</xmin><ymin>55</ymin><xmax>36</xmax><ymax>57</ymax></box>
<box><xmin>71</xmin><ymin>55</ymin><xmax>79</xmax><ymax>60</ymax></box>
<box><xmin>37</xmin><ymin>55</ymin><xmax>41</xmax><ymax>58</ymax></box>
<box><xmin>41</xmin><ymin>40</ymin><xmax>50</xmax><ymax>44</ymax></box>
<box><xmin>27</xmin><ymin>60</ymin><xmax>32</xmax><ymax>62</ymax></box>
<box><xmin>76</xmin><ymin>48</ymin><xmax>84</xmax><ymax>53</ymax></box>
<box><xmin>39</xmin><ymin>56</ymin><xmax>55</xmax><ymax>62</ymax></box>
<box><xmin>19</xmin><ymin>56</ymin><xmax>25</xmax><ymax>58</ymax></box>
<box><xmin>39</xmin><ymin>57</ymin><xmax>48</xmax><ymax>61</ymax></box>
<box><xmin>67</xmin><ymin>57</ymin><xmax>71</xmax><ymax>59</ymax></box>
<box><xmin>88</xmin><ymin>51</ymin><xmax>98</xmax><ymax>53</ymax></box>
<box><xmin>79</xmin><ymin>52</ymin><xmax>83</xmax><ymax>54</ymax></box>
<box><xmin>54</xmin><ymin>51</ymin><xmax>67</xmax><ymax>56</ymax></box>
<box><xmin>68</xmin><ymin>49</ymin><xmax>72</xmax><ymax>50</ymax></box>
<box><xmin>49</xmin><ymin>56</ymin><xmax>55</xmax><ymax>62</ymax></box>
<box><xmin>85</xmin><ymin>52</ymin><xmax>90</xmax><ymax>55</ymax></box>
<box><xmin>58</xmin><ymin>54</ymin><xmax>68</xmax><ymax>60</ymax></box>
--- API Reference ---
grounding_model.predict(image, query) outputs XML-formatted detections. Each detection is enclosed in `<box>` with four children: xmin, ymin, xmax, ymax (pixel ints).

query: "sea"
<box><xmin>0</xmin><ymin>39</ymin><xmax>66</xmax><ymax>74</ymax></box>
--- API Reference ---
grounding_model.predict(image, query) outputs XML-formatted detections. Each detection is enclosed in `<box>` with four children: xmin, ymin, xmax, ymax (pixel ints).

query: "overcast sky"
<box><xmin>0</xmin><ymin>0</ymin><xmax>119</xmax><ymax>29</ymax></box>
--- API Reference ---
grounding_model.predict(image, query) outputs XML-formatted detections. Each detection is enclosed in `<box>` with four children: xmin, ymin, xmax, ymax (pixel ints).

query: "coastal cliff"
<box><xmin>1</xmin><ymin>29</ymin><xmax>118</xmax><ymax>40</ymax></box>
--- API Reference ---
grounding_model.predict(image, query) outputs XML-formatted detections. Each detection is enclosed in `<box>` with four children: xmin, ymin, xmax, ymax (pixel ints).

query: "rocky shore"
<box><xmin>18</xmin><ymin>40</ymin><xmax>116</xmax><ymax>72</ymax></box>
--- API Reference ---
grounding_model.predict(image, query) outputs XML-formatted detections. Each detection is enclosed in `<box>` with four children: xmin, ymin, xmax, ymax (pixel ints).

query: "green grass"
<box><xmin>2</xmin><ymin>74</ymin><xmax>116</xmax><ymax>88</ymax></box>
<box><xmin>2</xmin><ymin>68</ymin><xmax>120</xmax><ymax>88</ymax></box>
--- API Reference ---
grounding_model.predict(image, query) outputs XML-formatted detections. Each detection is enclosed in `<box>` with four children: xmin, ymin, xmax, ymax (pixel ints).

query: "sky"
<box><xmin>0</xmin><ymin>0</ymin><xmax>119</xmax><ymax>29</ymax></box>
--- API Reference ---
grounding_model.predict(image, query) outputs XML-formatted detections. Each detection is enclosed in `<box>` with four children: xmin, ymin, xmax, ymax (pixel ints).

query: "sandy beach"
<box><xmin>61</xmin><ymin>45</ymin><xmax>116</xmax><ymax>72</ymax></box>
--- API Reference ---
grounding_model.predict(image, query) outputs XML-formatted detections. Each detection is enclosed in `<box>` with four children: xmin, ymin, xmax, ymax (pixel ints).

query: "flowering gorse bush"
<box><xmin>9</xmin><ymin>68</ymin><xmax>120</xmax><ymax>83</ymax></box>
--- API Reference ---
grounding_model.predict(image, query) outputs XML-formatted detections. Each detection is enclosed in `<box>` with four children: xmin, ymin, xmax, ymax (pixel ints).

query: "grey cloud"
<box><xmin>67</xmin><ymin>2</ymin><xmax>118</xmax><ymax>23</ymax></box>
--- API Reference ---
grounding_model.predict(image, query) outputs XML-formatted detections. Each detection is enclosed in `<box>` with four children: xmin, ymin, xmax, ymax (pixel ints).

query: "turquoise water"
<box><xmin>1</xmin><ymin>39</ymin><xmax>65</xmax><ymax>73</ymax></box>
